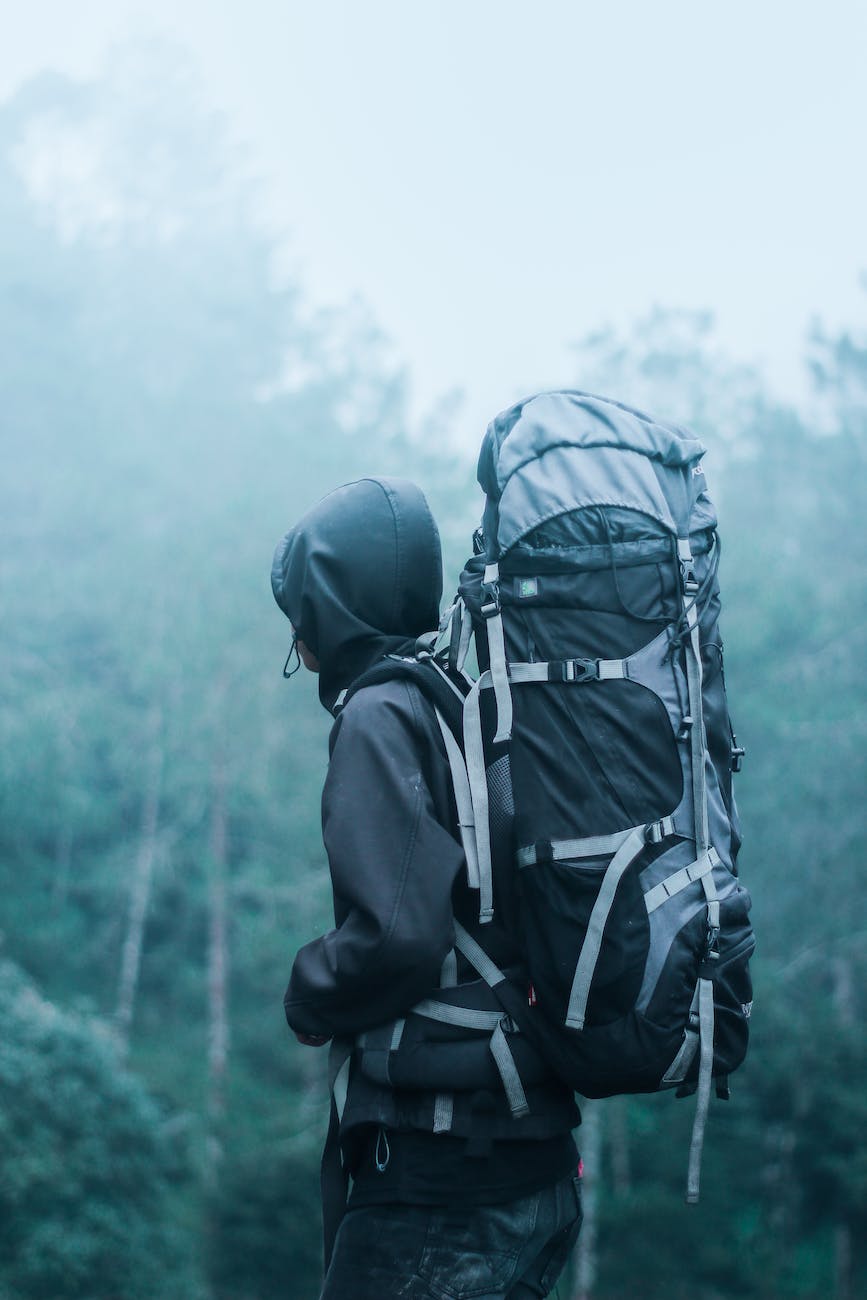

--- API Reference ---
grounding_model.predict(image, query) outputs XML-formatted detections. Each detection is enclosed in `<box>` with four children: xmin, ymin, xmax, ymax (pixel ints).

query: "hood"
<box><xmin>271</xmin><ymin>477</ymin><xmax>443</xmax><ymax>712</ymax></box>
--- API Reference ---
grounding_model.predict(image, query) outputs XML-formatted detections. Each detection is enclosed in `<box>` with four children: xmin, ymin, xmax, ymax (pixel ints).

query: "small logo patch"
<box><xmin>516</xmin><ymin>577</ymin><xmax>539</xmax><ymax>599</ymax></box>
<box><xmin>741</xmin><ymin>1001</ymin><xmax>753</xmax><ymax>1019</ymax></box>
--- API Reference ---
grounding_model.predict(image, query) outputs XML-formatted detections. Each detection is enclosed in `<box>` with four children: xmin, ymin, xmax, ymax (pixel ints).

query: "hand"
<box><xmin>295</xmin><ymin>1032</ymin><xmax>330</xmax><ymax>1047</ymax></box>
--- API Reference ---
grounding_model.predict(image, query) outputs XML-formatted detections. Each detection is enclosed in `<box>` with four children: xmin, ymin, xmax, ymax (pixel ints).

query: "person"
<box><xmin>271</xmin><ymin>476</ymin><xmax>582</xmax><ymax>1299</ymax></box>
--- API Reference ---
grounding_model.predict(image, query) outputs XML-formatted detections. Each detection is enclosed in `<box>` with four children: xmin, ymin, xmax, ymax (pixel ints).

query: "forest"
<box><xmin>1</xmin><ymin>53</ymin><xmax>865</xmax><ymax>1300</ymax></box>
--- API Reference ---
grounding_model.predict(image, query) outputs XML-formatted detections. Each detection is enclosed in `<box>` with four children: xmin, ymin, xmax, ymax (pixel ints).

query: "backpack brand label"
<box><xmin>516</xmin><ymin>577</ymin><xmax>539</xmax><ymax>599</ymax></box>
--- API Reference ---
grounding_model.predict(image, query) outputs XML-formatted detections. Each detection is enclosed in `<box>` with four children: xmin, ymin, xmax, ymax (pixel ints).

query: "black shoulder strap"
<box><xmin>339</xmin><ymin>652</ymin><xmax>467</xmax><ymax>741</ymax></box>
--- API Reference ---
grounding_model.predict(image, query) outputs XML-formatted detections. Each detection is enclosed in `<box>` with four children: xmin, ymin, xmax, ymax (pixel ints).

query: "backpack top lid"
<box><xmin>477</xmin><ymin>390</ymin><xmax>709</xmax><ymax>560</ymax></box>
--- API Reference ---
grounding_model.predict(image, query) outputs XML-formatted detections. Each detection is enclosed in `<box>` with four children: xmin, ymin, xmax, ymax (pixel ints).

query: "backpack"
<box><xmin>428</xmin><ymin>389</ymin><xmax>755</xmax><ymax>1201</ymax></box>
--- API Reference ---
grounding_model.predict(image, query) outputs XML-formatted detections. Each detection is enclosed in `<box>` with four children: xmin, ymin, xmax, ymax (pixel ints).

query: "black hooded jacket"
<box><xmin>272</xmin><ymin>477</ymin><xmax>442</xmax><ymax>715</ymax></box>
<box><xmin>272</xmin><ymin>478</ymin><xmax>578</xmax><ymax>1195</ymax></box>
<box><xmin>272</xmin><ymin>478</ymin><xmax>457</xmax><ymax>1033</ymax></box>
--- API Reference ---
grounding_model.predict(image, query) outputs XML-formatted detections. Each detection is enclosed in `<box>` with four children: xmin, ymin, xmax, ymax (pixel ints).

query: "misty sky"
<box><xmin>4</xmin><ymin>1</ymin><xmax>866</xmax><ymax>444</ymax></box>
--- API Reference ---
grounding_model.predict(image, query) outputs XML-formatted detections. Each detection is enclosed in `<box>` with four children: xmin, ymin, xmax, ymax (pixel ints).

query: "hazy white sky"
<box><xmin>3</xmin><ymin>1</ymin><xmax>866</xmax><ymax>442</ymax></box>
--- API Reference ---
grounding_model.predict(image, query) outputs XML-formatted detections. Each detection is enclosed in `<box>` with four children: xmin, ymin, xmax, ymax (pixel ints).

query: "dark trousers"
<box><xmin>320</xmin><ymin>1173</ymin><xmax>582</xmax><ymax>1299</ymax></box>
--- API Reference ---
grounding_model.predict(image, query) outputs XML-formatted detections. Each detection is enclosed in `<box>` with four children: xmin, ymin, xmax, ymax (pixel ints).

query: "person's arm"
<box><xmin>284</xmin><ymin>682</ymin><xmax>464</xmax><ymax>1040</ymax></box>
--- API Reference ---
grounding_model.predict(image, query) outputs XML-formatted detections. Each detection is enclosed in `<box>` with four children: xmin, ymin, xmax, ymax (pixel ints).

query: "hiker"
<box><xmin>271</xmin><ymin>476</ymin><xmax>583</xmax><ymax>1300</ymax></box>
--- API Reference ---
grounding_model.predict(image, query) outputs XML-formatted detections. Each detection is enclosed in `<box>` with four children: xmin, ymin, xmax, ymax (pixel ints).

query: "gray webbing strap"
<box><xmin>389</xmin><ymin>1017</ymin><xmax>406</xmax><ymax>1052</ymax></box>
<box><xmin>457</xmin><ymin>600</ymin><xmax>473</xmax><ymax>674</ymax></box>
<box><xmin>434</xmin><ymin>707</ymin><xmax>481</xmax><ymax>890</ymax></box>
<box><xmin>440</xmin><ymin>949</ymin><xmax>458</xmax><ymax>988</ymax></box>
<box><xmin>685</xmin><ymin>854</ymin><xmax>720</xmax><ymax>1201</ymax></box>
<box><xmin>432</xmin><ymin>951</ymin><xmax>456</xmax><ymax>1132</ymax></box>
<box><xmin>483</xmin><ymin>563</ymin><xmax>513</xmax><ymax>744</ymax></box>
<box><xmin>500</xmin><ymin>663</ymin><xmax>549</xmax><ymax>684</ymax></box>
<box><xmin>453</xmin><ymin>919</ymin><xmax>508</xmax><ymax>989</ymax></box>
<box><xmin>662</xmin><ymin>1034</ymin><xmax>700</xmax><ymax>1087</ymax></box>
<box><xmin>643</xmin><ymin>848</ymin><xmax>719</xmax><ymax>914</ymax></box>
<box><xmin>463</xmin><ymin>671</ymin><xmax>495</xmax><ymax>922</ymax></box>
<box><xmin>517</xmin><ymin>821</ymin><xmax>674</xmax><ymax>869</ymax></box>
<box><xmin>686</xmin><ymin>977</ymin><xmax>715</xmax><ymax>1203</ymax></box>
<box><xmin>412</xmin><ymin>999</ymin><xmax>504</xmax><ymax>1031</ymax></box>
<box><xmin>429</xmin><ymin>658</ymin><xmax>467</xmax><ymax>703</ymax></box>
<box><xmin>678</xmin><ymin>539</ymin><xmax>709</xmax><ymax>853</ymax></box>
<box><xmin>432</xmin><ymin>953</ymin><xmax>455</xmax><ymax>1131</ymax></box>
<box><xmin>432</xmin><ymin>926</ymin><xmax>520</xmax><ymax>1125</ymax></box>
<box><xmin>435</xmin><ymin>599</ymin><xmax>458</xmax><ymax>659</ymax></box>
<box><xmin>453</xmin><ymin>926</ymin><xmax>528</xmax><ymax>1119</ymax></box>
<box><xmin>661</xmin><ymin>983</ymin><xmax>701</xmax><ymax>1086</ymax></box>
<box><xmin>699</xmin><ymin>846</ymin><xmax>720</xmax><ymax>939</ymax></box>
<box><xmin>504</xmin><ymin>660</ymin><xmax>627</xmax><ymax>684</ymax></box>
<box><xmin>433</xmin><ymin>1092</ymin><xmax>454</xmax><ymax>1133</ymax></box>
<box><xmin>489</xmin><ymin>1020</ymin><xmax>530</xmax><ymax>1118</ymax></box>
<box><xmin>565</xmin><ymin>825</ymin><xmax>648</xmax><ymax>1030</ymax></box>
<box><xmin>329</xmin><ymin>1039</ymin><xmax>353</xmax><ymax>1124</ymax></box>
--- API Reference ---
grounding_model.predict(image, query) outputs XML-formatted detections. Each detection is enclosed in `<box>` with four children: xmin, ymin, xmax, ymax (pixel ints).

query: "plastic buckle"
<box><xmin>480</xmin><ymin>581</ymin><xmax>500</xmax><ymax>619</ymax></box>
<box><xmin>730</xmin><ymin>736</ymin><xmax>745</xmax><ymax>772</ymax></box>
<box><xmin>645</xmin><ymin>819</ymin><xmax>667</xmax><ymax>845</ymax></box>
<box><xmin>677</xmin><ymin>715</ymin><xmax>694</xmax><ymax>742</ymax></box>
<box><xmin>557</xmin><ymin>658</ymin><xmax>598</xmax><ymax>683</ymax></box>
<box><xmin>680</xmin><ymin>558</ymin><xmax>699</xmax><ymax>595</ymax></box>
<box><xmin>701</xmin><ymin>915</ymin><xmax>722</xmax><ymax>967</ymax></box>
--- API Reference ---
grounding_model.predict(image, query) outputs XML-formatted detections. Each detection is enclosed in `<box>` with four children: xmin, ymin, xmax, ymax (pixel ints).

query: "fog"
<box><xmin>1</xmin><ymin>9</ymin><xmax>865</xmax><ymax>1299</ymax></box>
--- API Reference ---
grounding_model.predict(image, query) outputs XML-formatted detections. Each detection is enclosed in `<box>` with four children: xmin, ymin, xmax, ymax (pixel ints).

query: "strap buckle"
<box><xmin>730</xmin><ymin>736</ymin><xmax>745</xmax><ymax>772</ymax></box>
<box><xmin>550</xmin><ymin>658</ymin><xmax>598</xmax><ymax>683</ymax></box>
<box><xmin>680</xmin><ymin>558</ymin><xmax>699</xmax><ymax>595</ymax></box>
<box><xmin>480</xmin><ymin>581</ymin><xmax>500</xmax><ymax>619</ymax></box>
<box><xmin>645</xmin><ymin>818</ymin><xmax>669</xmax><ymax>845</ymax></box>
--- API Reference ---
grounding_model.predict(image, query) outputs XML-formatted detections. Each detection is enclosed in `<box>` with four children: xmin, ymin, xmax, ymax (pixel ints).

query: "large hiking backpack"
<box><xmin>430</xmin><ymin>390</ymin><xmax>754</xmax><ymax>1200</ymax></box>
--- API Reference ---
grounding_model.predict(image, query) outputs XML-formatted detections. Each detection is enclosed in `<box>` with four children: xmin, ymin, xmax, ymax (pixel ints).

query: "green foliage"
<box><xmin>0</xmin><ymin>960</ymin><xmax>203</xmax><ymax>1299</ymax></box>
<box><xmin>2</xmin><ymin>42</ymin><xmax>866</xmax><ymax>1300</ymax></box>
<box><xmin>207</xmin><ymin>1147</ymin><xmax>321</xmax><ymax>1300</ymax></box>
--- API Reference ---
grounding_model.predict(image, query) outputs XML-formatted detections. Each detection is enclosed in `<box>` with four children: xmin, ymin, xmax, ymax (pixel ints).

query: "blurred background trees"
<box><xmin>1</xmin><ymin>48</ymin><xmax>864</xmax><ymax>1300</ymax></box>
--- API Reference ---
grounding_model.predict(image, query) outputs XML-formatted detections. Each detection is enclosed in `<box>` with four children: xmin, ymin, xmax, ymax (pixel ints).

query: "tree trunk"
<box><xmin>834</xmin><ymin>1223</ymin><xmax>852</xmax><ymax>1300</ymax></box>
<box><xmin>831</xmin><ymin>955</ymin><xmax>854</xmax><ymax>1300</ymax></box>
<box><xmin>205</xmin><ymin>740</ymin><xmax>230</xmax><ymax>1186</ymax></box>
<box><xmin>115</xmin><ymin>706</ymin><xmax>163</xmax><ymax>1055</ymax></box>
<box><xmin>570</xmin><ymin>1100</ymin><xmax>603</xmax><ymax>1300</ymax></box>
<box><xmin>609</xmin><ymin>1095</ymin><xmax>632</xmax><ymax>1196</ymax></box>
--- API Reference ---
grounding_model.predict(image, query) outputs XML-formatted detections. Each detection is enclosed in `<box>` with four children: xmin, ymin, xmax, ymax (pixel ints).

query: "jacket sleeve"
<box><xmin>284</xmin><ymin>682</ymin><xmax>465</xmax><ymax>1038</ymax></box>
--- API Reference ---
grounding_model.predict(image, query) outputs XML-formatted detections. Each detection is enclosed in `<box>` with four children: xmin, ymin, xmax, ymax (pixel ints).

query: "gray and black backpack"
<box><xmin>351</xmin><ymin>390</ymin><xmax>754</xmax><ymax>1201</ymax></box>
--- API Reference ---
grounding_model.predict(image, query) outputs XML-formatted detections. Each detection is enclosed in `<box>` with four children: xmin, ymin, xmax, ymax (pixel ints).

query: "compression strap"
<box><xmin>434</xmin><ymin>707</ymin><xmax>481</xmax><ymax>890</ymax></box>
